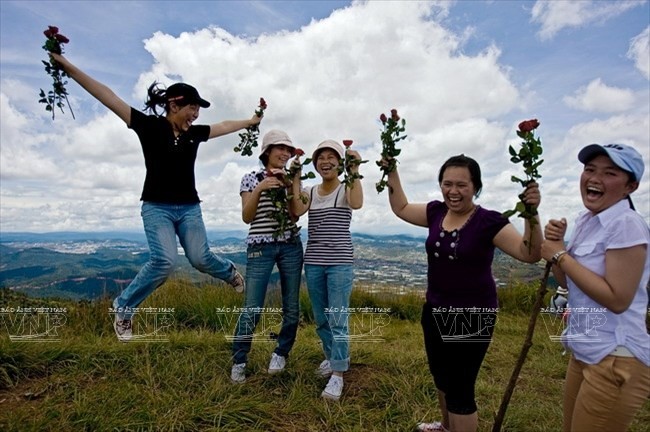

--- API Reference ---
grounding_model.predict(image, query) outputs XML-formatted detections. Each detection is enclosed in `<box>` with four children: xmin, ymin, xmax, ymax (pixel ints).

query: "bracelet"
<box><xmin>551</xmin><ymin>250</ymin><xmax>568</xmax><ymax>266</ymax></box>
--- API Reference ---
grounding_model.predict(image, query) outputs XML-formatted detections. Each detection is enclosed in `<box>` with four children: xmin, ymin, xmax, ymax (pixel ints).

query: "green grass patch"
<box><xmin>1</xmin><ymin>282</ymin><xmax>648</xmax><ymax>431</ymax></box>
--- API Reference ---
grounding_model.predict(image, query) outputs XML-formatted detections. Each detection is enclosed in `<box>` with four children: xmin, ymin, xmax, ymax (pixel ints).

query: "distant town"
<box><xmin>0</xmin><ymin>231</ymin><xmax>546</xmax><ymax>300</ymax></box>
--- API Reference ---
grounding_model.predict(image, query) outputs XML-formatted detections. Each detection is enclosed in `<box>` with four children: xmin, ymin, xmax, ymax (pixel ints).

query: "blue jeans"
<box><xmin>113</xmin><ymin>202</ymin><xmax>236</xmax><ymax>319</ymax></box>
<box><xmin>232</xmin><ymin>239</ymin><xmax>303</xmax><ymax>365</ymax></box>
<box><xmin>305</xmin><ymin>264</ymin><xmax>353</xmax><ymax>372</ymax></box>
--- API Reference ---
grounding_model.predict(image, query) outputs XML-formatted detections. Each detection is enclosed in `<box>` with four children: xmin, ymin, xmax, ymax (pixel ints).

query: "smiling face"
<box><xmin>440</xmin><ymin>166</ymin><xmax>477</xmax><ymax>214</ymax></box>
<box><xmin>169</xmin><ymin>103</ymin><xmax>200</xmax><ymax>133</ymax></box>
<box><xmin>265</xmin><ymin>144</ymin><xmax>294</xmax><ymax>169</ymax></box>
<box><xmin>580</xmin><ymin>154</ymin><xmax>638</xmax><ymax>214</ymax></box>
<box><xmin>315</xmin><ymin>149</ymin><xmax>341</xmax><ymax>181</ymax></box>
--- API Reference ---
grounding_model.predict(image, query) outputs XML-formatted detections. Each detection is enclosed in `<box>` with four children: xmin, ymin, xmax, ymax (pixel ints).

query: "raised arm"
<box><xmin>493</xmin><ymin>182</ymin><xmax>543</xmax><ymax>263</ymax></box>
<box><xmin>289</xmin><ymin>157</ymin><xmax>310</xmax><ymax>218</ymax></box>
<box><xmin>49</xmin><ymin>53</ymin><xmax>131</xmax><ymax>125</ymax></box>
<box><xmin>385</xmin><ymin>165</ymin><xmax>428</xmax><ymax>227</ymax></box>
<box><xmin>344</xmin><ymin>149</ymin><xmax>364</xmax><ymax>210</ymax></box>
<box><xmin>208</xmin><ymin>113</ymin><xmax>262</xmax><ymax>139</ymax></box>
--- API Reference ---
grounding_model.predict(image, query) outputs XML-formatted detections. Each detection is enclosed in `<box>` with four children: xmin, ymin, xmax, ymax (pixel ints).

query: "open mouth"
<box><xmin>585</xmin><ymin>185</ymin><xmax>603</xmax><ymax>199</ymax></box>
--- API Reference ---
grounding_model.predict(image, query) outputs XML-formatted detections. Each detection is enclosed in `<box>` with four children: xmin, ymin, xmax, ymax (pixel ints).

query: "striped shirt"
<box><xmin>240</xmin><ymin>170</ymin><xmax>298</xmax><ymax>245</ymax></box>
<box><xmin>304</xmin><ymin>183</ymin><xmax>353</xmax><ymax>265</ymax></box>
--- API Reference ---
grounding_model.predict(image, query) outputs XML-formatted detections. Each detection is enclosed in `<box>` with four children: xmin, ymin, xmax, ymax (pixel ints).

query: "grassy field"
<box><xmin>1</xmin><ymin>280</ymin><xmax>649</xmax><ymax>431</ymax></box>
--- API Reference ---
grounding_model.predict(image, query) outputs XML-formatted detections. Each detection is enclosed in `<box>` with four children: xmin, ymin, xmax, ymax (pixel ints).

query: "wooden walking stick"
<box><xmin>492</xmin><ymin>262</ymin><xmax>552</xmax><ymax>432</ymax></box>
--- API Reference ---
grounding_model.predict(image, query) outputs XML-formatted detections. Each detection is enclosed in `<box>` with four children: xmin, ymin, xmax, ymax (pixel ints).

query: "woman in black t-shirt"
<box><xmin>50</xmin><ymin>53</ymin><xmax>261</xmax><ymax>341</ymax></box>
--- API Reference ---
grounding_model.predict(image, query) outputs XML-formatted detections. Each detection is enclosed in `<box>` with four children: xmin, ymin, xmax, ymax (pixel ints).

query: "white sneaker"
<box><xmin>229</xmin><ymin>271</ymin><xmax>245</xmax><ymax>293</ymax></box>
<box><xmin>231</xmin><ymin>363</ymin><xmax>246</xmax><ymax>383</ymax></box>
<box><xmin>321</xmin><ymin>375</ymin><xmax>343</xmax><ymax>401</ymax></box>
<box><xmin>415</xmin><ymin>421</ymin><xmax>449</xmax><ymax>432</ymax></box>
<box><xmin>268</xmin><ymin>353</ymin><xmax>286</xmax><ymax>374</ymax></box>
<box><xmin>113</xmin><ymin>316</ymin><xmax>132</xmax><ymax>342</ymax></box>
<box><xmin>315</xmin><ymin>359</ymin><xmax>333</xmax><ymax>377</ymax></box>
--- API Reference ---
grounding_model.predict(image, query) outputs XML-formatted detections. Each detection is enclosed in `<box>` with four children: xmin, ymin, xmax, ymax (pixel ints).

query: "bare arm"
<box><xmin>386</xmin><ymin>166</ymin><xmax>428</xmax><ymax>227</ymax></box>
<box><xmin>493</xmin><ymin>182</ymin><xmax>543</xmax><ymax>263</ymax></box>
<box><xmin>289</xmin><ymin>157</ymin><xmax>310</xmax><ymax>217</ymax></box>
<box><xmin>557</xmin><ymin>246</ymin><xmax>645</xmax><ymax>313</ymax></box>
<box><xmin>50</xmin><ymin>53</ymin><xmax>131</xmax><ymax>125</ymax></box>
<box><xmin>541</xmin><ymin>219</ymin><xmax>646</xmax><ymax>313</ymax></box>
<box><xmin>345</xmin><ymin>149</ymin><xmax>364</xmax><ymax>210</ymax></box>
<box><xmin>542</xmin><ymin>218</ymin><xmax>569</xmax><ymax>287</ymax></box>
<box><xmin>241</xmin><ymin>174</ymin><xmax>284</xmax><ymax>224</ymax></box>
<box><xmin>209</xmin><ymin>114</ymin><xmax>262</xmax><ymax>139</ymax></box>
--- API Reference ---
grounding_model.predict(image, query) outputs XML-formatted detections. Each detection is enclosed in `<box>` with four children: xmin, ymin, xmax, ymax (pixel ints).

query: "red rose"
<box><xmin>44</xmin><ymin>29</ymin><xmax>54</xmax><ymax>38</ymax></box>
<box><xmin>54</xmin><ymin>34</ymin><xmax>69</xmax><ymax>43</ymax></box>
<box><xmin>259</xmin><ymin>97</ymin><xmax>267</xmax><ymax>110</ymax></box>
<box><xmin>380</xmin><ymin>113</ymin><xmax>387</xmax><ymax>124</ymax></box>
<box><xmin>294</xmin><ymin>148</ymin><xmax>305</xmax><ymax>157</ymax></box>
<box><xmin>342</xmin><ymin>140</ymin><xmax>353</xmax><ymax>148</ymax></box>
<box><xmin>518</xmin><ymin>119</ymin><xmax>540</xmax><ymax>133</ymax></box>
<box><xmin>48</xmin><ymin>26</ymin><xmax>59</xmax><ymax>35</ymax></box>
<box><xmin>391</xmin><ymin>109</ymin><xmax>400</xmax><ymax>121</ymax></box>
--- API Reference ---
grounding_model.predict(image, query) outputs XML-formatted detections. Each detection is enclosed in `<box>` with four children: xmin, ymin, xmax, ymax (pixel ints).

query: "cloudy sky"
<box><xmin>1</xmin><ymin>0</ymin><xmax>648</xmax><ymax>238</ymax></box>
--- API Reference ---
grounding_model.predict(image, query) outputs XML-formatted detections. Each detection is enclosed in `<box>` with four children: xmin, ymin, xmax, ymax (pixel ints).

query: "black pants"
<box><xmin>421</xmin><ymin>303</ymin><xmax>496</xmax><ymax>415</ymax></box>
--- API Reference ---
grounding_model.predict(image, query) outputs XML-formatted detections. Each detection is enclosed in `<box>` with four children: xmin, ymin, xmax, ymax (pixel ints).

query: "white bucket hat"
<box><xmin>259</xmin><ymin>129</ymin><xmax>295</xmax><ymax>160</ymax></box>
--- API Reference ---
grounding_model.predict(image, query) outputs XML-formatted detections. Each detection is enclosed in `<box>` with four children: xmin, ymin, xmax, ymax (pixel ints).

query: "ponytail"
<box><xmin>143</xmin><ymin>82</ymin><xmax>168</xmax><ymax>115</ymax></box>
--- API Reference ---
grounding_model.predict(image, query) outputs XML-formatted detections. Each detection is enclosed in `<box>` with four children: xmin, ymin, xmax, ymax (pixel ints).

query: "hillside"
<box><xmin>0</xmin><ymin>231</ymin><xmax>548</xmax><ymax>300</ymax></box>
<box><xmin>1</xmin><ymin>282</ymin><xmax>648</xmax><ymax>431</ymax></box>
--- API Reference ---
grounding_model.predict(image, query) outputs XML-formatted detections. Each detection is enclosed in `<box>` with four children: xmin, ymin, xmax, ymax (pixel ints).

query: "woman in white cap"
<box><xmin>542</xmin><ymin>143</ymin><xmax>649</xmax><ymax>431</ymax></box>
<box><xmin>48</xmin><ymin>53</ymin><xmax>261</xmax><ymax>341</ymax></box>
<box><xmin>291</xmin><ymin>140</ymin><xmax>364</xmax><ymax>401</ymax></box>
<box><xmin>231</xmin><ymin>129</ymin><xmax>304</xmax><ymax>383</ymax></box>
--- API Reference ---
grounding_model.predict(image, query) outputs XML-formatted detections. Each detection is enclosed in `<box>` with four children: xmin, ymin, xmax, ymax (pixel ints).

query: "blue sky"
<box><xmin>1</xmin><ymin>0</ymin><xmax>648</xmax><ymax>236</ymax></box>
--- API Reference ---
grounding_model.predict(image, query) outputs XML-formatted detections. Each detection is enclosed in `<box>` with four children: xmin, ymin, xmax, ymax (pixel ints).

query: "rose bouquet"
<box><xmin>376</xmin><ymin>109</ymin><xmax>406</xmax><ymax>193</ymax></box>
<box><xmin>502</xmin><ymin>119</ymin><xmax>543</xmax><ymax>252</ymax></box>
<box><xmin>341</xmin><ymin>139</ymin><xmax>367</xmax><ymax>190</ymax></box>
<box><xmin>264</xmin><ymin>169</ymin><xmax>295</xmax><ymax>239</ymax></box>
<box><xmin>235</xmin><ymin>98</ymin><xmax>267</xmax><ymax>156</ymax></box>
<box><xmin>39</xmin><ymin>26</ymin><xmax>75</xmax><ymax>120</ymax></box>
<box><xmin>266</xmin><ymin>148</ymin><xmax>314</xmax><ymax>238</ymax></box>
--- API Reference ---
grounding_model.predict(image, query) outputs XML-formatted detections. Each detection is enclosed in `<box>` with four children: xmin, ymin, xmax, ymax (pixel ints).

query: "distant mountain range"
<box><xmin>0</xmin><ymin>231</ymin><xmax>544</xmax><ymax>300</ymax></box>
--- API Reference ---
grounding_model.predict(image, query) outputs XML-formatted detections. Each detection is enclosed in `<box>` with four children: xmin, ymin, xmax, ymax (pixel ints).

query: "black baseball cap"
<box><xmin>166</xmin><ymin>83</ymin><xmax>210</xmax><ymax>108</ymax></box>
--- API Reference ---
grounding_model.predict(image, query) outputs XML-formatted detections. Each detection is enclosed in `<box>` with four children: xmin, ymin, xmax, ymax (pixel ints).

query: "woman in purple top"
<box><xmin>385</xmin><ymin>155</ymin><xmax>543</xmax><ymax>432</ymax></box>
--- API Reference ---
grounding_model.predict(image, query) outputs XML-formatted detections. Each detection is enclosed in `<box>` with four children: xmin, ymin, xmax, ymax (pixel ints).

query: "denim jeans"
<box><xmin>113</xmin><ymin>202</ymin><xmax>236</xmax><ymax>319</ymax></box>
<box><xmin>305</xmin><ymin>264</ymin><xmax>353</xmax><ymax>372</ymax></box>
<box><xmin>232</xmin><ymin>239</ymin><xmax>303</xmax><ymax>365</ymax></box>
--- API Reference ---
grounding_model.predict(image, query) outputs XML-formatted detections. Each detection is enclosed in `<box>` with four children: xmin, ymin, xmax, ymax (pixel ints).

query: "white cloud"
<box><xmin>531</xmin><ymin>0</ymin><xmax>646</xmax><ymax>41</ymax></box>
<box><xmin>1</xmin><ymin>1</ymin><xmax>648</xmax><ymax>233</ymax></box>
<box><xmin>564</xmin><ymin>78</ymin><xmax>635</xmax><ymax>113</ymax></box>
<box><xmin>628</xmin><ymin>26</ymin><xmax>650</xmax><ymax>79</ymax></box>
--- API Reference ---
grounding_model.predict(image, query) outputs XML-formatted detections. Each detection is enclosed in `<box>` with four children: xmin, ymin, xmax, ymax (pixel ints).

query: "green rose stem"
<box><xmin>376</xmin><ymin>109</ymin><xmax>406</xmax><ymax>193</ymax></box>
<box><xmin>235</xmin><ymin>98</ymin><xmax>267</xmax><ymax>156</ymax></box>
<box><xmin>341</xmin><ymin>139</ymin><xmax>367</xmax><ymax>190</ymax></box>
<box><xmin>268</xmin><ymin>151</ymin><xmax>315</xmax><ymax>238</ymax></box>
<box><xmin>502</xmin><ymin>119</ymin><xmax>543</xmax><ymax>254</ymax></box>
<box><xmin>494</xmin><ymin>119</ymin><xmax>549</xmax><ymax>432</ymax></box>
<box><xmin>39</xmin><ymin>26</ymin><xmax>75</xmax><ymax>120</ymax></box>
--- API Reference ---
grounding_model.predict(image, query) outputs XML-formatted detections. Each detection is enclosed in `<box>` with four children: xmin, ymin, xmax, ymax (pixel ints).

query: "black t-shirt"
<box><xmin>129</xmin><ymin>108</ymin><xmax>210</xmax><ymax>203</ymax></box>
